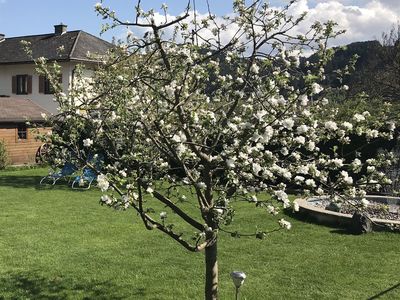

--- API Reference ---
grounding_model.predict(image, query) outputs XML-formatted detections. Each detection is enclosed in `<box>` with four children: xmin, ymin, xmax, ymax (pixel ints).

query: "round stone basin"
<box><xmin>295</xmin><ymin>195</ymin><xmax>400</xmax><ymax>231</ymax></box>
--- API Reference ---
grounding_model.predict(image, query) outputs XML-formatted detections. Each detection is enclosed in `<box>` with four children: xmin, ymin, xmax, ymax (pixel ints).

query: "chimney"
<box><xmin>0</xmin><ymin>33</ymin><xmax>5</xmax><ymax>42</ymax></box>
<box><xmin>54</xmin><ymin>23</ymin><xmax>67</xmax><ymax>35</ymax></box>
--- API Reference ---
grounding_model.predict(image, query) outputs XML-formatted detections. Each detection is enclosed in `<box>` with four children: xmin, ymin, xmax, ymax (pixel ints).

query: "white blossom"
<box><xmin>321</xmin><ymin>98</ymin><xmax>329</xmax><ymax>105</ymax></box>
<box><xmin>274</xmin><ymin>190</ymin><xmax>290</xmax><ymax>208</ymax></box>
<box><xmin>83</xmin><ymin>138</ymin><xmax>93</xmax><ymax>147</ymax></box>
<box><xmin>281</xmin><ymin>147</ymin><xmax>289</xmax><ymax>156</ymax></box>
<box><xmin>306</xmin><ymin>141</ymin><xmax>316</xmax><ymax>151</ymax></box>
<box><xmin>305</xmin><ymin>179</ymin><xmax>316</xmax><ymax>188</ymax></box>
<box><xmin>267</xmin><ymin>205</ymin><xmax>278</xmax><ymax>215</ymax></box>
<box><xmin>366</xmin><ymin>129</ymin><xmax>379</xmax><ymax>139</ymax></box>
<box><xmin>278</xmin><ymin>218</ymin><xmax>292</xmax><ymax>230</ymax></box>
<box><xmin>101</xmin><ymin>195</ymin><xmax>112</xmax><ymax>205</ymax></box>
<box><xmin>165</xmin><ymin>84</ymin><xmax>176</xmax><ymax>98</ymax></box>
<box><xmin>250</xmin><ymin>195</ymin><xmax>258</xmax><ymax>203</ymax></box>
<box><xmin>360</xmin><ymin>198</ymin><xmax>370</xmax><ymax>207</ymax></box>
<box><xmin>311</xmin><ymin>82</ymin><xmax>323</xmax><ymax>94</ymax></box>
<box><xmin>291</xmin><ymin>152</ymin><xmax>301</xmax><ymax>161</ymax></box>
<box><xmin>293</xmin><ymin>201</ymin><xmax>300</xmax><ymax>212</ymax></box>
<box><xmin>324</xmin><ymin>121</ymin><xmax>338</xmax><ymax>131</ymax></box>
<box><xmin>294</xmin><ymin>176</ymin><xmax>305</xmax><ymax>183</ymax></box>
<box><xmin>342</xmin><ymin>122</ymin><xmax>353</xmax><ymax>131</ymax></box>
<box><xmin>260</xmin><ymin>126</ymin><xmax>274</xmax><ymax>143</ymax></box>
<box><xmin>297</xmin><ymin>165</ymin><xmax>309</xmax><ymax>175</ymax></box>
<box><xmin>299</xmin><ymin>95</ymin><xmax>308</xmax><ymax>106</ymax></box>
<box><xmin>197</xmin><ymin>182</ymin><xmax>207</xmax><ymax>189</ymax></box>
<box><xmin>252</xmin><ymin>163</ymin><xmax>262</xmax><ymax>175</ymax></box>
<box><xmin>97</xmin><ymin>174</ymin><xmax>110</xmax><ymax>192</ymax></box>
<box><xmin>353</xmin><ymin>114</ymin><xmax>365</xmax><ymax>122</ymax></box>
<box><xmin>294</xmin><ymin>136</ymin><xmax>306</xmax><ymax>145</ymax></box>
<box><xmin>226</xmin><ymin>159</ymin><xmax>236</xmax><ymax>169</ymax></box>
<box><xmin>296</xmin><ymin>125</ymin><xmax>309</xmax><ymax>134</ymax></box>
<box><xmin>250</xmin><ymin>63</ymin><xmax>260</xmax><ymax>74</ymax></box>
<box><xmin>387</xmin><ymin>121</ymin><xmax>396</xmax><ymax>131</ymax></box>
<box><xmin>255</xmin><ymin>110</ymin><xmax>267</xmax><ymax>120</ymax></box>
<box><xmin>340</xmin><ymin>171</ymin><xmax>353</xmax><ymax>185</ymax></box>
<box><xmin>349</xmin><ymin>159</ymin><xmax>361</xmax><ymax>173</ymax></box>
<box><xmin>119</xmin><ymin>170</ymin><xmax>127</xmax><ymax>177</ymax></box>
<box><xmin>331</xmin><ymin>158</ymin><xmax>344</xmax><ymax>168</ymax></box>
<box><xmin>282</xmin><ymin>118</ymin><xmax>295</xmax><ymax>130</ymax></box>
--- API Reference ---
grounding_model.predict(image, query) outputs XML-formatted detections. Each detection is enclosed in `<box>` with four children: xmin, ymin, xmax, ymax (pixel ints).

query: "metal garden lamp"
<box><xmin>230</xmin><ymin>271</ymin><xmax>246</xmax><ymax>300</ymax></box>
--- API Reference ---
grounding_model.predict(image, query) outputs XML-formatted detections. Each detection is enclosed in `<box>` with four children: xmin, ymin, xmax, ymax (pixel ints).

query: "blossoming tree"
<box><xmin>36</xmin><ymin>1</ymin><xmax>395</xmax><ymax>299</ymax></box>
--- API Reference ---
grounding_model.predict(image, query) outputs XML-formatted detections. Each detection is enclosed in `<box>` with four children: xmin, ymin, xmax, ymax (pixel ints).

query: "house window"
<box><xmin>17</xmin><ymin>124</ymin><xmax>27</xmax><ymax>140</ymax></box>
<box><xmin>39</xmin><ymin>75</ymin><xmax>62</xmax><ymax>94</ymax></box>
<box><xmin>12</xmin><ymin>75</ymin><xmax>32</xmax><ymax>95</ymax></box>
<box><xmin>44</xmin><ymin>77</ymin><xmax>54</xmax><ymax>94</ymax></box>
<box><xmin>17</xmin><ymin>75</ymin><xmax>28</xmax><ymax>94</ymax></box>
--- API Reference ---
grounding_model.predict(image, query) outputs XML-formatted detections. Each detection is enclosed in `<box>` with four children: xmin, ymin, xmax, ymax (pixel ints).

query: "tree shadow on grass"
<box><xmin>284</xmin><ymin>209</ymin><xmax>356</xmax><ymax>235</ymax></box>
<box><xmin>0</xmin><ymin>175</ymin><xmax>88</xmax><ymax>192</ymax></box>
<box><xmin>0</xmin><ymin>271</ymin><xmax>145</xmax><ymax>299</ymax></box>
<box><xmin>286</xmin><ymin>209</ymin><xmax>400</xmax><ymax>235</ymax></box>
<box><xmin>0</xmin><ymin>175</ymin><xmax>44</xmax><ymax>189</ymax></box>
<box><xmin>367</xmin><ymin>282</ymin><xmax>400</xmax><ymax>299</ymax></box>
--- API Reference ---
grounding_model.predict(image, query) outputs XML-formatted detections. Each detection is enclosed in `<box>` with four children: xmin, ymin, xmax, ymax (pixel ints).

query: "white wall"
<box><xmin>0</xmin><ymin>61</ymin><xmax>87</xmax><ymax>114</ymax></box>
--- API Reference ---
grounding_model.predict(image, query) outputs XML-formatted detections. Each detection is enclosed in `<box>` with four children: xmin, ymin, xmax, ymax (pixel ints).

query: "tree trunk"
<box><xmin>205</xmin><ymin>240</ymin><xmax>218</xmax><ymax>300</ymax></box>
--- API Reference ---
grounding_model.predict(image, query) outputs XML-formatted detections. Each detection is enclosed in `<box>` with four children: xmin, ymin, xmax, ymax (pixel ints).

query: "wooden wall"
<box><xmin>0</xmin><ymin>123</ymin><xmax>50</xmax><ymax>165</ymax></box>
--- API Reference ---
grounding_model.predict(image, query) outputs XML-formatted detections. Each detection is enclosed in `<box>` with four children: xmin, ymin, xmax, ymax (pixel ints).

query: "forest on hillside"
<box><xmin>320</xmin><ymin>24</ymin><xmax>400</xmax><ymax>113</ymax></box>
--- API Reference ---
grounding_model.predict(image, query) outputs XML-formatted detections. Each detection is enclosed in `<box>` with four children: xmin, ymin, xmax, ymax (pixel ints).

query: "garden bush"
<box><xmin>0</xmin><ymin>140</ymin><xmax>9</xmax><ymax>170</ymax></box>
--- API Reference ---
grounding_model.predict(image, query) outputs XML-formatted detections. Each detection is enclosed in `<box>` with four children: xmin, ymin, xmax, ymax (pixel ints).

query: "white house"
<box><xmin>0</xmin><ymin>24</ymin><xmax>112</xmax><ymax>113</ymax></box>
<box><xmin>0</xmin><ymin>25</ymin><xmax>112</xmax><ymax>165</ymax></box>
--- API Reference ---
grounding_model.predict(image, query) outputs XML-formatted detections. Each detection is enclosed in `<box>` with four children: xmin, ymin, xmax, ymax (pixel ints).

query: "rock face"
<box><xmin>350</xmin><ymin>212</ymin><xmax>372</xmax><ymax>234</ymax></box>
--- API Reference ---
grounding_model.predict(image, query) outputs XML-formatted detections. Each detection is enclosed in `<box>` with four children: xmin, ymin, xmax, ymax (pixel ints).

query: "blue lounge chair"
<box><xmin>71</xmin><ymin>153</ymin><xmax>104</xmax><ymax>189</ymax></box>
<box><xmin>40</xmin><ymin>161</ymin><xmax>77</xmax><ymax>185</ymax></box>
<box><xmin>71</xmin><ymin>166</ymin><xmax>97</xmax><ymax>189</ymax></box>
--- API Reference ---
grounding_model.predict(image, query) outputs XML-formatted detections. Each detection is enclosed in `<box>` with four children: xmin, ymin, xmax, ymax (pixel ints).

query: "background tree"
<box><xmin>376</xmin><ymin>23</ymin><xmax>400</xmax><ymax>102</ymax></box>
<box><xmin>36</xmin><ymin>1</ymin><xmax>395</xmax><ymax>299</ymax></box>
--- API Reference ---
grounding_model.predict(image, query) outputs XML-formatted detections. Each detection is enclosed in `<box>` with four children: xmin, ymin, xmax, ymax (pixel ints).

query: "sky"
<box><xmin>0</xmin><ymin>0</ymin><xmax>399</xmax><ymax>47</ymax></box>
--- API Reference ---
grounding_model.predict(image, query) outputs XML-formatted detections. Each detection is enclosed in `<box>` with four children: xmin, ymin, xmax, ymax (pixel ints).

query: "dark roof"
<box><xmin>0</xmin><ymin>31</ymin><xmax>113</xmax><ymax>64</ymax></box>
<box><xmin>0</xmin><ymin>97</ymin><xmax>50</xmax><ymax>122</ymax></box>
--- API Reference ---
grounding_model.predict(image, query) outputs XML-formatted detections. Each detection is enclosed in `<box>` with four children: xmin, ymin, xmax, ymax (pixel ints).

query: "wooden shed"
<box><xmin>0</xmin><ymin>97</ymin><xmax>50</xmax><ymax>165</ymax></box>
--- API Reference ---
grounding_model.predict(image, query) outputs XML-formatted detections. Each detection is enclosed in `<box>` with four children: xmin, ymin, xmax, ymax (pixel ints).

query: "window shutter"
<box><xmin>27</xmin><ymin>75</ymin><xmax>32</xmax><ymax>94</ymax></box>
<box><xmin>39</xmin><ymin>75</ymin><xmax>44</xmax><ymax>93</ymax></box>
<box><xmin>12</xmin><ymin>76</ymin><xmax>16</xmax><ymax>94</ymax></box>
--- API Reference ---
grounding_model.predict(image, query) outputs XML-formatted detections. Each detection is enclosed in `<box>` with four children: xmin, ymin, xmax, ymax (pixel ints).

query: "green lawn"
<box><xmin>0</xmin><ymin>168</ymin><xmax>399</xmax><ymax>299</ymax></box>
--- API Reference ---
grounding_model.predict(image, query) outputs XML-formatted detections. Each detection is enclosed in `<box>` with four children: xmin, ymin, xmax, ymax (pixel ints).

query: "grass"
<box><xmin>0</xmin><ymin>168</ymin><xmax>399</xmax><ymax>299</ymax></box>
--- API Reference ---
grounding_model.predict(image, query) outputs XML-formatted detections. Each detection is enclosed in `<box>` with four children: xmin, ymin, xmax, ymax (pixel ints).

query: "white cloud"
<box><xmin>287</xmin><ymin>0</ymin><xmax>399</xmax><ymax>46</ymax></box>
<box><xmin>373</xmin><ymin>0</ymin><xmax>400</xmax><ymax>13</ymax></box>
<box><xmin>123</xmin><ymin>0</ymin><xmax>399</xmax><ymax>49</ymax></box>
<box><xmin>127</xmin><ymin>11</ymin><xmax>242</xmax><ymax>48</ymax></box>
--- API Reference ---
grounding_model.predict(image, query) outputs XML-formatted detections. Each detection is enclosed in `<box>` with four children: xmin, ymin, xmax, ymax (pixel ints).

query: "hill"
<box><xmin>320</xmin><ymin>39</ymin><xmax>400</xmax><ymax>102</ymax></box>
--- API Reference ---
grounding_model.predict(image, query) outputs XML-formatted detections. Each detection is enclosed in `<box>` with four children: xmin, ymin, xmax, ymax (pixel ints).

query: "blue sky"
<box><xmin>0</xmin><ymin>1</ymin><xmax>399</xmax><ymax>46</ymax></box>
<box><xmin>0</xmin><ymin>0</ymin><xmax>241</xmax><ymax>40</ymax></box>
